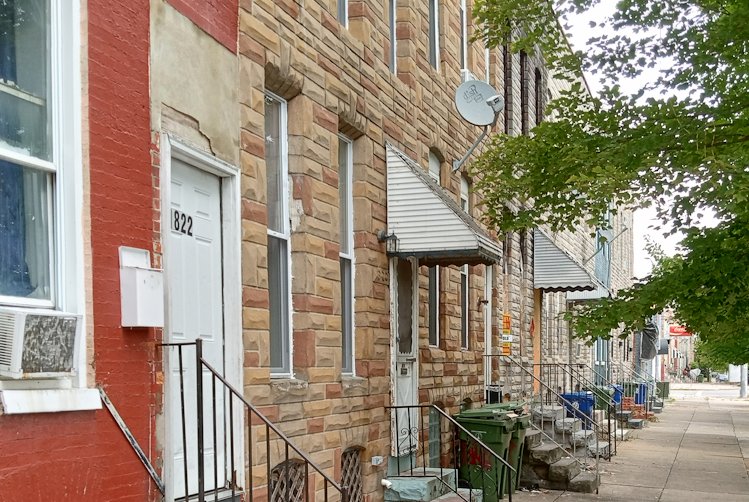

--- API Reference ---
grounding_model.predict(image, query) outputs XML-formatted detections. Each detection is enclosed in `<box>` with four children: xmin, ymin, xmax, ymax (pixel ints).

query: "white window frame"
<box><xmin>427</xmin><ymin>151</ymin><xmax>441</xmax><ymax>347</ymax></box>
<box><xmin>389</xmin><ymin>0</ymin><xmax>397</xmax><ymax>73</ymax></box>
<box><xmin>265</xmin><ymin>92</ymin><xmax>293</xmax><ymax>378</ymax></box>
<box><xmin>338</xmin><ymin>0</ymin><xmax>349</xmax><ymax>28</ymax></box>
<box><xmin>338</xmin><ymin>135</ymin><xmax>355</xmax><ymax>375</ymax></box>
<box><xmin>460</xmin><ymin>0</ymin><xmax>468</xmax><ymax>73</ymax></box>
<box><xmin>460</xmin><ymin>177</ymin><xmax>469</xmax><ymax>350</ymax></box>
<box><xmin>428</xmin><ymin>0</ymin><xmax>440</xmax><ymax>70</ymax></box>
<box><xmin>0</xmin><ymin>3</ymin><xmax>99</xmax><ymax>412</ymax></box>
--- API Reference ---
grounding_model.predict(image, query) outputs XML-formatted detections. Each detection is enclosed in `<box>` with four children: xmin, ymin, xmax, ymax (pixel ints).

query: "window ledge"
<box><xmin>0</xmin><ymin>388</ymin><xmax>101</xmax><ymax>415</ymax></box>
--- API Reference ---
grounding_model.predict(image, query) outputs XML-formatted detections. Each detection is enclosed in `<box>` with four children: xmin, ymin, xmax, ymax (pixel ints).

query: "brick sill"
<box><xmin>0</xmin><ymin>388</ymin><xmax>101</xmax><ymax>415</ymax></box>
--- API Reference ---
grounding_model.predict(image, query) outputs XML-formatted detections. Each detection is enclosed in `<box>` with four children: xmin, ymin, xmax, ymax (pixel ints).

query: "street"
<box><xmin>513</xmin><ymin>383</ymin><xmax>749</xmax><ymax>501</ymax></box>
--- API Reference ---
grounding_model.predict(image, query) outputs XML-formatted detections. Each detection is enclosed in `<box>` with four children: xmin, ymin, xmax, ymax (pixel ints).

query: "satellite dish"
<box><xmin>455</xmin><ymin>80</ymin><xmax>503</xmax><ymax>126</ymax></box>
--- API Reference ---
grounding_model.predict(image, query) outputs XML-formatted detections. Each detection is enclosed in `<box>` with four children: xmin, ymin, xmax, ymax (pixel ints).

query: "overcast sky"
<box><xmin>563</xmin><ymin>4</ymin><xmax>681</xmax><ymax>280</ymax></box>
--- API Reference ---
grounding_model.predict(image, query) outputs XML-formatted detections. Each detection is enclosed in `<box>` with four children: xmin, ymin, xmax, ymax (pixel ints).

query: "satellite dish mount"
<box><xmin>452</xmin><ymin>80</ymin><xmax>504</xmax><ymax>172</ymax></box>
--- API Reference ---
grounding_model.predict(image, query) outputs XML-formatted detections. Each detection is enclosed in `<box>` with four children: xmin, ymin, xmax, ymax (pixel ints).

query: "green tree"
<box><xmin>470</xmin><ymin>0</ymin><xmax>749</xmax><ymax>363</ymax></box>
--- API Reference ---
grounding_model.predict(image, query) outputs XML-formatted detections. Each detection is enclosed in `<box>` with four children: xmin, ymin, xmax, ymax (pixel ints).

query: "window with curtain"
<box><xmin>388</xmin><ymin>0</ymin><xmax>397</xmax><ymax>73</ymax></box>
<box><xmin>337</xmin><ymin>0</ymin><xmax>348</xmax><ymax>27</ymax></box>
<box><xmin>460</xmin><ymin>177</ymin><xmax>469</xmax><ymax>349</ymax></box>
<box><xmin>338</xmin><ymin>135</ymin><xmax>354</xmax><ymax>374</ymax></box>
<box><xmin>0</xmin><ymin>0</ymin><xmax>53</xmax><ymax>306</ymax></box>
<box><xmin>265</xmin><ymin>93</ymin><xmax>292</xmax><ymax>375</ymax></box>
<box><xmin>428</xmin><ymin>0</ymin><xmax>439</xmax><ymax>69</ymax></box>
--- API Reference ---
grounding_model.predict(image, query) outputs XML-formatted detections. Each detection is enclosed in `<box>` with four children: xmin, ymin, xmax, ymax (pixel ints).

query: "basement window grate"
<box><xmin>270</xmin><ymin>459</ymin><xmax>306</xmax><ymax>502</ymax></box>
<box><xmin>341</xmin><ymin>447</ymin><xmax>364</xmax><ymax>502</ymax></box>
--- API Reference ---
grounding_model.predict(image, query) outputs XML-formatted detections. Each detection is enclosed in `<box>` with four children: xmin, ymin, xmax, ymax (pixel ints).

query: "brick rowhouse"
<box><xmin>0</xmin><ymin>2</ymin><xmax>158</xmax><ymax>501</ymax></box>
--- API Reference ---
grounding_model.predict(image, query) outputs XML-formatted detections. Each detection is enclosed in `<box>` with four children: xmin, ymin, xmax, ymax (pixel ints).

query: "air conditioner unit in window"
<box><xmin>0</xmin><ymin>307</ymin><xmax>81</xmax><ymax>379</ymax></box>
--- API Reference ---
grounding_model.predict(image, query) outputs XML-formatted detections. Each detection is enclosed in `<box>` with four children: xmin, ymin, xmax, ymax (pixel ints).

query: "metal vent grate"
<box><xmin>270</xmin><ymin>459</ymin><xmax>306</xmax><ymax>502</ymax></box>
<box><xmin>0</xmin><ymin>311</ymin><xmax>17</xmax><ymax>367</ymax></box>
<box><xmin>341</xmin><ymin>447</ymin><xmax>363</xmax><ymax>502</ymax></box>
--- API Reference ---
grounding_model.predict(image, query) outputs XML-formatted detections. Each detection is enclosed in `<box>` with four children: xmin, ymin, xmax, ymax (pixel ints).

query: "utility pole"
<box><xmin>741</xmin><ymin>364</ymin><xmax>747</xmax><ymax>398</ymax></box>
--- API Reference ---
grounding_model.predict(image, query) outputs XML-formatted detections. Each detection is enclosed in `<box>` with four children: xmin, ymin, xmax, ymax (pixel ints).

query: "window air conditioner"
<box><xmin>0</xmin><ymin>307</ymin><xmax>81</xmax><ymax>379</ymax></box>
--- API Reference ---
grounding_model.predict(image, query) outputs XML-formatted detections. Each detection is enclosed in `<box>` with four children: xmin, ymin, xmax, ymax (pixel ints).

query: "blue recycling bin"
<box><xmin>560</xmin><ymin>391</ymin><xmax>595</xmax><ymax>423</ymax></box>
<box><xmin>609</xmin><ymin>384</ymin><xmax>623</xmax><ymax>404</ymax></box>
<box><xmin>634</xmin><ymin>383</ymin><xmax>647</xmax><ymax>405</ymax></box>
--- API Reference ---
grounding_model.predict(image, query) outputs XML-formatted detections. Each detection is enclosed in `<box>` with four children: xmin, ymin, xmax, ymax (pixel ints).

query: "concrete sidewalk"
<box><xmin>511</xmin><ymin>392</ymin><xmax>749</xmax><ymax>501</ymax></box>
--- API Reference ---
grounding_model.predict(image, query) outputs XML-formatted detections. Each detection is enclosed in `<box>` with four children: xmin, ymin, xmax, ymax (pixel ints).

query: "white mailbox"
<box><xmin>119</xmin><ymin>247</ymin><xmax>164</xmax><ymax>328</ymax></box>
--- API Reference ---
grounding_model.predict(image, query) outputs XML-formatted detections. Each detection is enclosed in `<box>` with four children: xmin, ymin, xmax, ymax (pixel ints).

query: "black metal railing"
<box><xmin>486</xmin><ymin>355</ymin><xmax>602</xmax><ymax>493</ymax></box>
<box><xmin>385</xmin><ymin>404</ymin><xmax>516</xmax><ymax>502</ymax></box>
<box><xmin>161</xmin><ymin>340</ymin><xmax>349</xmax><ymax>502</ymax></box>
<box><xmin>532</xmin><ymin>363</ymin><xmax>618</xmax><ymax>457</ymax></box>
<box><xmin>611</xmin><ymin>361</ymin><xmax>658</xmax><ymax>414</ymax></box>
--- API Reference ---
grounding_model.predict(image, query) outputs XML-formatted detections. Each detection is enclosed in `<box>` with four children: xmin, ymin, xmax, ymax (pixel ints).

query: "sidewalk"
<box><xmin>511</xmin><ymin>391</ymin><xmax>749</xmax><ymax>501</ymax></box>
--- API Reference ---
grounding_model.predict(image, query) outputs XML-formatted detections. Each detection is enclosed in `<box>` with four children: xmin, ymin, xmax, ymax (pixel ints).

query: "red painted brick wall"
<box><xmin>0</xmin><ymin>2</ymin><xmax>159</xmax><ymax>501</ymax></box>
<box><xmin>167</xmin><ymin>0</ymin><xmax>238</xmax><ymax>52</ymax></box>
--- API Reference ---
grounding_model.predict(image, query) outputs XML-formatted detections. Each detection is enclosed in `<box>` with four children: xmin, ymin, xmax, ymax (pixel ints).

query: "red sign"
<box><xmin>669</xmin><ymin>325</ymin><xmax>691</xmax><ymax>336</ymax></box>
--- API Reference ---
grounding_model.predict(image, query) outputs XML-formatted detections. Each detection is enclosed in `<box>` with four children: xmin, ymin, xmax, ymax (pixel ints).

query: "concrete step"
<box><xmin>531</xmin><ymin>405</ymin><xmax>565</xmax><ymax>422</ymax></box>
<box><xmin>652</xmin><ymin>405</ymin><xmax>663</xmax><ymax>414</ymax></box>
<box><xmin>526</xmin><ymin>443</ymin><xmax>565</xmax><ymax>466</ymax></box>
<box><xmin>615</xmin><ymin>410</ymin><xmax>632</xmax><ymax>421</ymax></box>
<box><xmin>570</xmin><ymin>430</ymin><xmax>596</xmax><ymax>447</ymax></box>
<box><xmin>567</xmin><ymin>470</ymin><xmax>599</xmax><ymax>493</ymax></box>
<box><xmin>548</xmin><ymin>457</ymin><xmax>581</xmax><ymax>483</ymax></box>
<box><xmin>587</xmin><ymin>441</ymin><xmax>611</xmax><ymax>458</ymax></box>
<box><xmin>555</xmin><ymin>418</ymin><xmax>582</xmax><ymax>434</ymax></box>
<box><xmin>628</xmin><ymin>418</ymin><xmax>646</xmax><ymax>429</ymax></box>
<box><xmin>433</xmin><ymin>488</ymin><xmax>483</xmax><ymax>502</ymax></box>
<box><xmin>524</xmin><ymin>429</ymin><xmax>543</xmax><ymax>449</ymax></box>
<box><xmin>384</xmin><ymin>468</ymin><xmax>457</xmax><ymax>502</ymax></box>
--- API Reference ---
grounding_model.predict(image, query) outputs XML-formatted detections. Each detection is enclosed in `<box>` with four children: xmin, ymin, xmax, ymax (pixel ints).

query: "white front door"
<box><xmin>393</xmin><ymin>258</ymin><xmax>418</xmax><ymax>457</ymax></box>
<box><xmin>167</xmin><ymin>158</ymin><xmax>226</xmax><ymax>498</ymax></box>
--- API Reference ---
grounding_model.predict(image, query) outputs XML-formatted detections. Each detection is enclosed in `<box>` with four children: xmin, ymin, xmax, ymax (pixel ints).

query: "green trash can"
<box><xmin>454</xmin><ymin>409</ymin><xmax>514</xmax><ymax>501</ymax></box>
<box><xmin>656</xmin><ymin>381</ymin><xmax>670</xmax><ymax>398</ymax></box>
<box><xmin>588</xmin><ymin>386</ymin><xmax>614</xmax><ymax>410</ymax></box>
<box><xmin>481</xmin><ymin>402</ymin><xmax>529</xmax><ymax>495</ymax></box>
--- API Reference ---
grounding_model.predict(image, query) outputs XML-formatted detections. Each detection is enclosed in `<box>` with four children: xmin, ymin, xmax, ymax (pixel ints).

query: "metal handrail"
<box><xmin>532</xmin><ymin>362</ymin><xmax>617</xmax><ymax>457</ymax></box>
<box><xmin>161</xmin><ymin>340</ymin><xmax>349</xmax><ymax>502</ymax></box>
<box><xmin>386</xmin><ymin>404</ymin><xmax>515</xmax><ymax>502</ymax></box>
<box><xmin>487</xmin><ymin>355</ymin><xmax>602</xmax><ymax>494</ymax></box>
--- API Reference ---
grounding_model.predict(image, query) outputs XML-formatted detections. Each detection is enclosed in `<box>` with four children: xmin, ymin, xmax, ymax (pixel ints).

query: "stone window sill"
<box><xmin>0</xmin><ymin>388</ymin><xmax>101</xmax><ymax>415</ymax></box>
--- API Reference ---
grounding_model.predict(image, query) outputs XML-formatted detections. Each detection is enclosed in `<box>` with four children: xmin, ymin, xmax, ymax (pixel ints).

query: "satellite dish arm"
<box><xmin>452</xmin><ymin>111</ymin><xmax>500</xmax><ymax>173</ymax></box>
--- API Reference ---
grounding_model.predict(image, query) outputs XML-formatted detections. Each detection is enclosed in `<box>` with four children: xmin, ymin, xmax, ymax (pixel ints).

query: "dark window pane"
<box><xmin>0</xmin><ymin>0</ymin><xmax>50</xmax><ymax>159</ymax></box>
<box><xmin>341</xmin><ymin>257</ymin><xmax>353</xmax><ymax>373</ymax></box>
<box><xmin>428</xmin><ymin>266</ymin><xmax>438</xmax><ymax>346</ymax></box>
<box><xmin>0</xmin><ymin>161</ymin><xmax>51</xmax><ymax>300</ymax></box>
<box><xmin>268</xmin><ymin>234</ymin><xmax>289</xmax><ymax>372</ymax></box>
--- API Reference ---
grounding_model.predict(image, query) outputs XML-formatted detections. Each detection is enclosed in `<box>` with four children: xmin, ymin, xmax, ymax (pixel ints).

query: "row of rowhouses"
<box><xmin>0</xmin><ymin>1</ymin><xmax>632</xmax><ymax>501</ymax></box>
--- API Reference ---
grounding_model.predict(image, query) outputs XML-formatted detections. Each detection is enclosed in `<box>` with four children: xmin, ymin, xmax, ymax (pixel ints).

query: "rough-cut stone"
<box><xmin>527</xmin><ymin>443</ymin><xmax>564</xmax><ymax>466</ymax></box>
<box><xmin>567</xmin><ymin>471</ymin><xmax>600</xmax><ymax>493</ymax></box>
<box><xmin>548</xmin><ymin>457</ymin><xmax>581</xmax><ymax>482</ymax></box>
<box><xmin>555</xmin><ymin>418</ymin><xmax>582</xmax><ymax>434</ymax></box>
<box><xmin>524</xmin><ymin>429</ymin><xmax>543</xmax><ymax>449</ymax></box>
<box><xmin>532</xmin><ymin>405</ymin><xmax>564</xmax><ymax>421</ymax></box>
<box><xmin>570</xmin><ymin>430</ymin><xmax>596</xmax><ymax>447</ymax></box>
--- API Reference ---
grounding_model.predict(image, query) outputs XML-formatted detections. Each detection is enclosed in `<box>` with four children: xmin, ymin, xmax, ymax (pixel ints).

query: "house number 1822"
<box><xmin>172</xmin><ymin>209</ymin><xmax>194</xmax><ymax>236</ymax></box>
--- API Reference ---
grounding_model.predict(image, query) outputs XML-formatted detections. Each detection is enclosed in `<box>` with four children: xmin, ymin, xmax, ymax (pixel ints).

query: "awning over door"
<box><xmin>533</xmin><ymin>229</ymin><xmax>601</xmax><ymax>292</ymax></box>
<box><xmin>567</xmin><ymin>284</ymin><xmax>610</xmax><ymax>302</ymax></box>
<box><xmin>385</xmin><ymin>145</ymin><xmax>502</xmax><ymax>267</ymax></box>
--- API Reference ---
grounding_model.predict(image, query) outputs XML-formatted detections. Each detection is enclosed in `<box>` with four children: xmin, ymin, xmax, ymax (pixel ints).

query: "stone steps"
<box><xmin>432</xmin><ymin>488</ymin><xmax>483</xmax><ymax>502</ymax></box>
<box><xmin>384</xmin><ymin>468</ymin><xmax>457</xmax><ymax>502</ymax></box>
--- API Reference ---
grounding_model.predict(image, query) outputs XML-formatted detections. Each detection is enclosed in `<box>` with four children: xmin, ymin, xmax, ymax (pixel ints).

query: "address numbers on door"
<box><xmin>172</xmin><ymin>209</ymin><xmax>194</xmax><ymax>236</ymax></box>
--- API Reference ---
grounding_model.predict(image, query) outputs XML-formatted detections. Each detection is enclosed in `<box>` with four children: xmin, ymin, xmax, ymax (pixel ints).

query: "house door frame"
<box><xmin>160</xmin><ymin>137</ymin><xmax>242</xmax><ymax>501</ymax></box>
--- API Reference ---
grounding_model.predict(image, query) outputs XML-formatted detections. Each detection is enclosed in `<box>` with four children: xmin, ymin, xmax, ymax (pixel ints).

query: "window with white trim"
<box><xmin>338</xmin><ymin>135</ymin><xmax>354</xmax><ymax>374</ymax></box>
<box><xmin>388</xmin><ymin>0</ymin><xmax>397</xmax><ymax>73</ymax></box>
<box><xmin>265</xmin><ymin>93</ymin><xmax>292</xmax><ymax>376</ymax></box>
<box><xmin>428</xmin><ymin>0</ymin><xmax>439</xmax><ymax>70</ymax></box>
<box><xmin>459</xmin><ymin>0</ymin><xmax>468</xmax><ymax>73</ymax></box>
<box><xmin>427</xmin><ymin>150</ymin><xmax>441</xmax><ymax>346</ymax></box>
<box><xmin>337</xmin><ymin>0</ymin><xmax>348</xmax><ymax>28</ymax></box>
<box><xmin>485</xmin><ymin>47</ymin><xmax>491</xmax><ymax>83</ymax></box>
<box><xmin>0</xmin><ymin>1</ymin><xmax>54</xmax><ymax>307</ymax></box>
<box><xmin>460</xmin><ymin>176</ymin><xmax>469</xmax><ymax>349</ymax></box>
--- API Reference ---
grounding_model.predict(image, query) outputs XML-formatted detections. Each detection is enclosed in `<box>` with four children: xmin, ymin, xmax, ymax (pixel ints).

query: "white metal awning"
<box><xmin>533</xmin><ymin>229</ymin><xmax>601</xmax><ymax>292</ymax></box>
<box><xmin>385</xmin><ymin>144</ymin><xmax>502</xmax><ymax>267</ymax></box>
<box><xmin>567</xmin><ymin>284</ymin><xmax>610</xmax><ymax>302</ymax></box>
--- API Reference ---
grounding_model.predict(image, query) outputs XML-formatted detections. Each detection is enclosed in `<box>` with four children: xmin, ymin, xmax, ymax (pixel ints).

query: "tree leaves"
<box><xmin>473</xmin><ymin>0</ymin><xmax>749</xmax><ymax>363</ymax></box>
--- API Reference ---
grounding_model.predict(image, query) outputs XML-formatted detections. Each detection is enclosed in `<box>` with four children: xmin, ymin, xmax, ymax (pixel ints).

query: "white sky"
<box><xmin>564</xmin><ymin>4</ymin><xmax>680</xmax><ymax>280</ymax></box>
